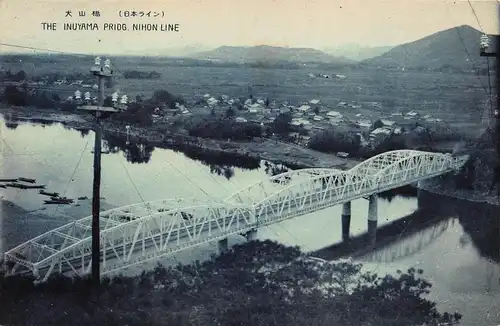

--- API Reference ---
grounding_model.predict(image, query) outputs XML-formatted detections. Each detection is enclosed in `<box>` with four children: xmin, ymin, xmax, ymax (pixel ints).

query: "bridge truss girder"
<box><xmin>3</xmin><ymin>150</ymin><xmax>468</xmax><ymax>281</ymax></box>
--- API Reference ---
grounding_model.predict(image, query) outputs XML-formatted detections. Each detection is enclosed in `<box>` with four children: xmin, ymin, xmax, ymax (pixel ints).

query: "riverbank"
<box><xmin>417</xmin><ymin>178</ymin><xmax>500</xmax><ymax>206</ymax></box>
<box><xmin>0</xmin><ymin>105</ymin><xmax>360</xmax><ymax>170</ymax></box>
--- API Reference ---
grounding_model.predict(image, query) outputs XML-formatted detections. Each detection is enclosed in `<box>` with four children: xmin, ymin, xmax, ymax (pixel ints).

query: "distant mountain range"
<box><xmin>2</xmin><ymin>24</ymin><xmax>492</xmax><ymax>72</ymax></box>
<box><xmin>172</xmin><ymin>25</ymin><xmax>492</xmax><ymax>71</ymax></box>
<box><xmin>321</xmin><ymin>44</ymin><xmax>394</xmax><ymax>61</ymax></box>
<box><xmin>362</xmin><ymin>25</ymin><xmax>491</xmax><ymax>71</ymax></box>
<box><xmin>187</xmin><ymin>45</ymin><xmax>354</xmax><ymax>64</ymax></box>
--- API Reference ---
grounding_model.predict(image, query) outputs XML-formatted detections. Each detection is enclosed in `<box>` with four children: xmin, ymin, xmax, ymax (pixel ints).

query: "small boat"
<box><xmin>8</xmin><ymin>183</ymin><xmax>45</xmax><ymax>189</ymax></box>
<box><xmin>0</xmin><ymin>185</ymin><xmax>6</xmax><ymax>188</ymax></box>
<box><xmin>44</xmin><ymin>196</ymin><xmax>74</xmax><ymax>204</ymax></box>
<box><xmin>0</xmin><ymin>178</ymin><xmax>18</xmax><ymax>182</ymax></box>
<box><xmin>78</xmin><ymin>196</ymin><xmax>88</xmax><ymax>200</ymax></box>
<box><xmin>7</xmin><ymin>183</ymin><xmax>45</xmax><ymax>189</ymax></box>
<box><xmin>27</xmin><ymin>185</ymin><xmax>45</xmax><ymax>189</ymax></box>
<box><xmin>49</xmin><ymin>196</ymin><xmax>73</xmax><ymax>202</ymax></box>
<box><xmin>44</xmin><ymin>200</ymin><xmax>73</xmax><ymax>205</ymax></box>
<box><xmin>39</xmin><ymin>190</ymin><xmax>60</xmax><ymax>197</ymax></box>
<box><xmin>6</xmin><ymin>183</ymin><xmax>29</xmax><ymax>189</ymax></box>
<box><xmin>18</xmin><ymin>177</ymin><xmax>36</xmax><ymax>184</ymax></box>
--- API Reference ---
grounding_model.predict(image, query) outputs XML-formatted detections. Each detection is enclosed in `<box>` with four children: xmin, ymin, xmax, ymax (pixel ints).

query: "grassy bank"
<box><xmin>0</xmin><ymin>241</ymin><xmax>462</xmax><ymax>326</ymax></box>
<box><xmin>418</xmin><ymin>176</ymin><xmax>499</xmax><ymax>206</ymax></box>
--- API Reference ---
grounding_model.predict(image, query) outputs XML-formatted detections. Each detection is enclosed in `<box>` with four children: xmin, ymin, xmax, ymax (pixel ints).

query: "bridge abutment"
<box><xmin>246</xmin><ymin>229</ymin><xmax>258</xmax><ymax>241</ymax></box>
<box><xmin>368</xmin><ymin>195</ymin><xmax>378</xmax><ymax>245</ymax></box>
<box><xmin>218</xmin><ymin>238</ymin><xmax>228</xmax><ymax>254</ymax></box>
<box><xmin>341</xmin><ymin>201</ymin><xmax>351</xmax><ymax>241</ymax></box>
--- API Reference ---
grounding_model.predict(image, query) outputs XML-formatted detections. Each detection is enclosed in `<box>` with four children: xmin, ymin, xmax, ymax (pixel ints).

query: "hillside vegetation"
<box><xmin>189</xmin><ymin>45</ymin><xmax>354</xmax><ymax>64</ymax></box>
<box><xmin>0</xmin><ymin>241</ymin><xmax>462</xmax><ymax>326</ymax></box>
<box><xmin>362</xmin><ymin>25</ymin><xmax>491</xmax><ymax>72</ymax></box>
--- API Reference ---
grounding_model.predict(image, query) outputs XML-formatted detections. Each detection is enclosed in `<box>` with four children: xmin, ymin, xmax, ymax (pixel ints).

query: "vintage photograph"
<box><xmin>0</xmin><ymin>0</ymin><xmax>498</xmax><ymax>325</ymax></box>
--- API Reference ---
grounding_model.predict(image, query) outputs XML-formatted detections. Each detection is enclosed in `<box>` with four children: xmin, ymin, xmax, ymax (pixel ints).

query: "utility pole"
<box><xmin>479</xmin><ymin>34</ymin><xmax>500</xmax><ymax>191</ymax></box>
<box><xmin>479</xmin><ymin>34</ymin><xmax>498</xmax><ymax>125</ymax></box>
<box><xmin>480</xmin><ymin>32</ymin><xmax>500</xmax><ymax>289</ymax></box>
<box><xmin>78</xmin><ymin>57</ymin><xmax>121</xmax><ymax>284</ymax></box>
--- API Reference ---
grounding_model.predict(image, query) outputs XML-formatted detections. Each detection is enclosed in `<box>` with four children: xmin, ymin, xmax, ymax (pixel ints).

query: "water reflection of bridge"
<box><xmin>313</xmin><ymin>207</ymin><xmax>452</xmax><ymax>263</ymax></box>
<box><xmin>358</xmin><ymin>218</ymin><xmax>451</xmax><ymax>263</ymax></box>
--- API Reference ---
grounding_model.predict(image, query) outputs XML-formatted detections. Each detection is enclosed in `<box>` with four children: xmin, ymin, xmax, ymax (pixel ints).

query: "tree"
<box><xmin>372</xmin><ymin>119</ymin><xmax>384</xmax><ymax>130</ymax></box>
<box><xmin>152</xmin><ymin>89</ymin><xmax>183</xmax><ymax>110</ymax></box>
<box><xmin>225</xmin><ymin>107</ymin><xmax>236</xmax><ymax>119</ymax></box>
<box><xmin>113</xmin><ymin>102</ymin><xmax>153</xmax><ymax>126</ymax></box>
<box><xmin>271</xmin><ymin>113</ymin><xmax>292</xmax><ymax>135</ymax></box>
<box><xmin>3</xmin><ymin>85</ymin><xmax>27</xmax><ymax>106</ymax></box>
<box><xmin>16</xmin><ymin>70</ymin><xmax>27</xmax><ymax>81</ymax></box>
<box><xmin>308</xmin><ymin>128</ymin><xmax>361</xmax><ymax>154</ymax></box>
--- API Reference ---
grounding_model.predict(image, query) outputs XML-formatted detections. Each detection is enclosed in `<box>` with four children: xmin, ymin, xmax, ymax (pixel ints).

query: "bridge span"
<box><xmin>3</xmin><ymin>150</ymin><xmax>468</xmax><ymax>281</ymax></box>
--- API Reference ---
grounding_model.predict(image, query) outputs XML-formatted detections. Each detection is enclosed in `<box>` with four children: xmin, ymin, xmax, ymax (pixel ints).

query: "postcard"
<box><xmin>0</xmin><ymin>1</ymin><xmax>498</xmax><ymax>325</ymax></box>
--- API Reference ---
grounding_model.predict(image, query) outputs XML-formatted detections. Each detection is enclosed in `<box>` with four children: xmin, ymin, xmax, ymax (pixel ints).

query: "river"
<box><xmin>0</xmin><ymin>117</ymin><xmax>498</xmax><ymax>326</ymax></box>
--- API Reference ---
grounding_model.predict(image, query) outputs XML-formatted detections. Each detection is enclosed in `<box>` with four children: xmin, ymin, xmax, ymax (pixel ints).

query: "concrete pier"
<box><xmin>367</xmin><ymin>195</ymin><xmax>378</xmax><ymax>245</ymax></box>
<box><xmin>218</xmin><ymin>238</ymin><xmax>228</xmax><ymax>254</ymax></box>
<box><xmin>246</xmin><ymin>229</ymin><xmax>258</xmax><ymax>241</ymax></box>
<box><xmin>341</xmin><ymin>201</ymin><xmax>351</xmax><ymax>241</ymax></box>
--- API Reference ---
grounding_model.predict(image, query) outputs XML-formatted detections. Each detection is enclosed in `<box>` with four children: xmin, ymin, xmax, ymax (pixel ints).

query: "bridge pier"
<box><xmin>341</xmin><ymin>201</ymin><xmax>351</xmax><ymax>241</ymax></box>
<box><xmin>246</xmin><ymin>229</ymin><xmax>258</xmax><ymax>241</ymax></box>
<box><xmin>218</xmin><ymin>238</ymin><xmax>229</xmax><ymax>254</ymax></box>
<box><xmin>367</xmin><ymin>195</ymin><xmax>378</xmax><ymax>245</ymax></box>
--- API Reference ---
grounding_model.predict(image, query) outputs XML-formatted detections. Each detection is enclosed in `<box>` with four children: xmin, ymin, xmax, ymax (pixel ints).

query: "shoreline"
<box><xmin>416</xmin><ymin>178</ymin><xmax>500</xmax><ymax>206</ymax></box>
<box><xmin>0</xmin><ymin>105</ymin><xmax>360</xmax><ymax>170</ymax></box>
<box><xmin>2</xmin><ymin>105</ymin><xmax>497</xmax><ymax>207</ymax></box>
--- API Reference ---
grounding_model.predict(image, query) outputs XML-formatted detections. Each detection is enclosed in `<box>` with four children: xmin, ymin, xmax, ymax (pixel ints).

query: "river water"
<box><xmin>0</xmin><ymin>118</ymin><xmax>498</xmax><ymax>325</ymax></box>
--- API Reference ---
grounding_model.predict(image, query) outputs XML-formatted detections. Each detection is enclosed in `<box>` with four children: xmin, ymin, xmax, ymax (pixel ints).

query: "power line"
<box><xmin>467</xmin><ymin>0</ymin><xmax>484</xmax><ymax>32</ymax></box>
<box><xmin>53</xmin><ymin>141</ymin><xmax>90</xmax><ymax>217</ymax></box>
<box><xmin>163</xmin><ymin>158</ymin><xmax>214</xmax><ymax>199</ymax></box>
<box><xmin>0</xmin><ymin>42</ymin><xmax>124</xmax><ymax>76</ymax></box>
<box><xmin>119</xmin><ymin>159</ymin><xmax>205</xmax><ymax>268</ymax></box>
<box><xmin>463</xmin><ymin>0</ymin><xmax>496</xmax><ymax>123</ymax></box>
<box><xmin>454</xmin><ymin>27</ymin><xmax>489</xmax><ymax>95</ymax></box>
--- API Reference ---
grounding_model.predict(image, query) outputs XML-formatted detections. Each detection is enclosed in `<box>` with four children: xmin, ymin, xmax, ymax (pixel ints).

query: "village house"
<box><xmin>369</xmin><ymin>127</ymin><xmax>392</xmax><ymax>140</ymax></box>
<box><xmin>297</xmin><ymin>105</ymin><xmax>311</xmax><ymax>113</ymax></box>
<box><xmin>357</xmin><ymin>119</ymin><xmax>372</xmax><ymax>128</ymax></box>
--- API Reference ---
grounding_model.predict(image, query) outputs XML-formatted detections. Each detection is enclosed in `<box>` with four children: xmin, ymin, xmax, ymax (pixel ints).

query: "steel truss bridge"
<box><xmin>3</xmin><ymin>150</ymin><xmax>468</xmax><ymax>281</ymax></box>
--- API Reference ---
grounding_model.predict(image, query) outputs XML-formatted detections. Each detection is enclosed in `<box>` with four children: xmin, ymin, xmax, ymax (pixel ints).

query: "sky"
<box><xmin>0</xmin><ymin>0</ymin><xmax>498</xmax><ymax>55</ymax></box>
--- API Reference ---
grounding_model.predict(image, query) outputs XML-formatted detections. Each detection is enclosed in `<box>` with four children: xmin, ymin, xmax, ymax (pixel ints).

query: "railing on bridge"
<box><xmin>3</xmin><ymin>150</ymin><xmax>469</xmax><ymax>281</ymax></box>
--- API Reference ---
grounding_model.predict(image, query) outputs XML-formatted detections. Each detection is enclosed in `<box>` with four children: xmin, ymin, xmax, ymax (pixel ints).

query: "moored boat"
<box><xmin>18</xmin><ymin>177</ymin><xmax>36</xmax><ymax>184</ymax></box>
<box><xmin>39</xmin><ymin>190</ymin><xmax>60</xmax><ymax>197</ymax></box>
<box><xmin>43</xmin><ymin>200</ymin><xmax>73</xmax><ymax>205</ymax></box>
<box><xmin>0</xmin><ymin>178</ymin><xmax>18</xmax><ymax>182</ymax></box>
<box><xmin>6</xmin><ymin>183</ymin><xmax>46</xmax><ymax>189</ymax></box>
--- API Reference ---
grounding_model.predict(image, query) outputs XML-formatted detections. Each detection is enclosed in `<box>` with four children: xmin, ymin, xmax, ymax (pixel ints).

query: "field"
<box><xmin>2</xmin><ymin>55</ymin><xmax>495</xmax><ymax>137</ymax></box>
